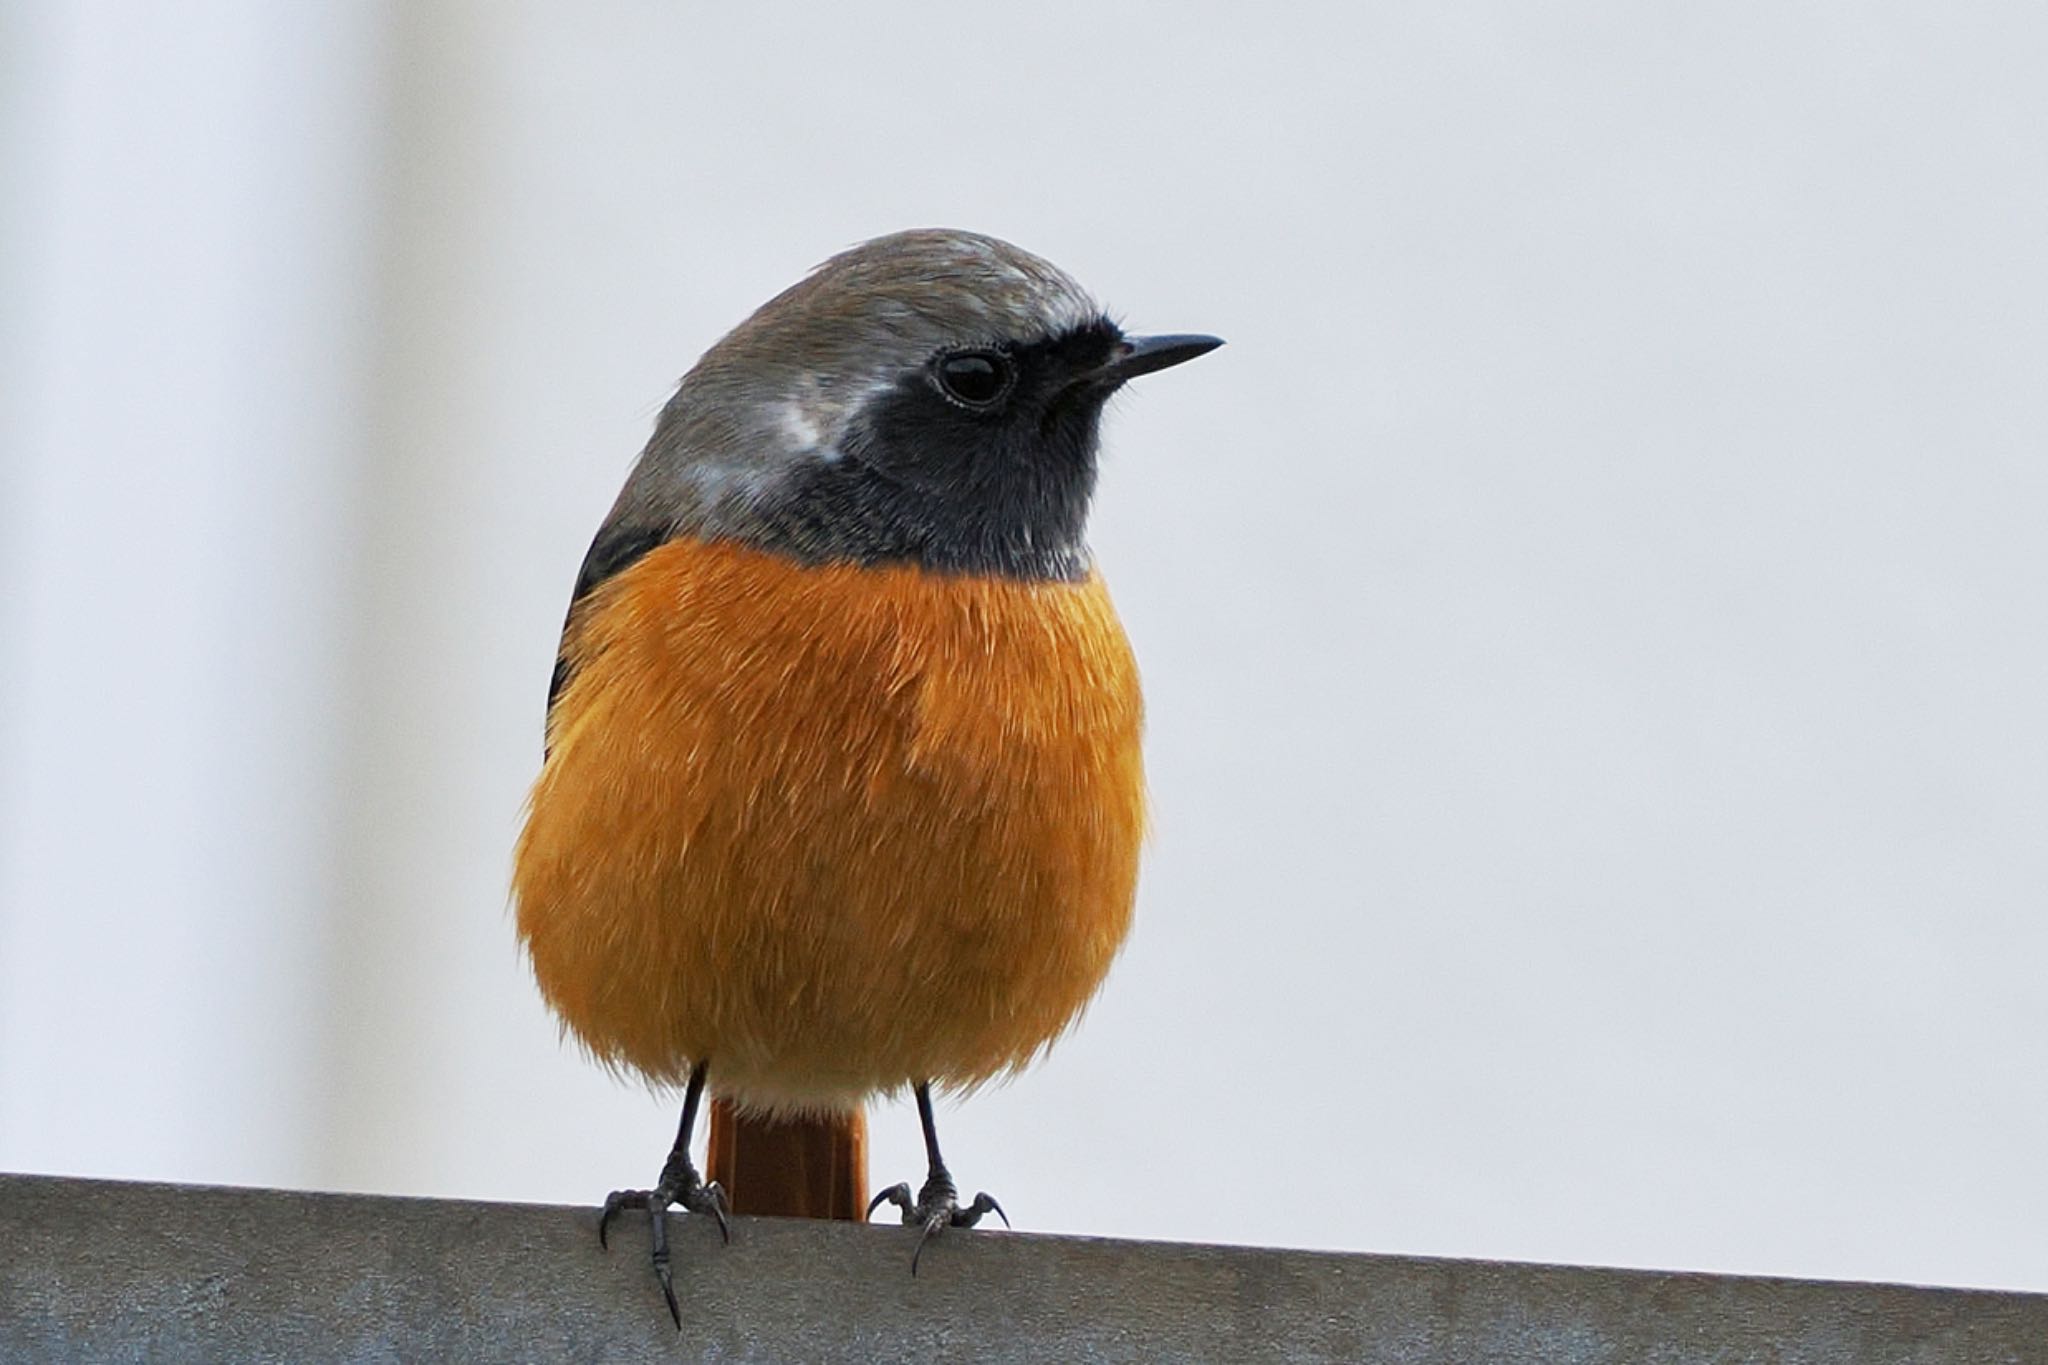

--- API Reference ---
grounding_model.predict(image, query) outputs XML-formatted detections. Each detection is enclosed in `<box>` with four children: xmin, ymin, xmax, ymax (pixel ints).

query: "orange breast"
<box><xmin>512</xmin><ymin>537</ymin><xmax>1144</xmax><ymax>1114</ymax></box>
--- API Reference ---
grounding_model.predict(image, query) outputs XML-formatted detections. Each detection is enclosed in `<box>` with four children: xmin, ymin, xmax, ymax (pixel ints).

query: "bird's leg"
<box><xmin>866</xmin><ymin>1080</ymin><xmax>1008</xmax><ymax>1273</ymax></box>
<box><xmin>597</xmin><ymin>1061</ymin><xmax>730</xmax><ymax>1328</ymax></box>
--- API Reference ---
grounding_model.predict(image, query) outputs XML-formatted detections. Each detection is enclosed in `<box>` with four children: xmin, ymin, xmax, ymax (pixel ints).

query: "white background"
<box><xmin>4</xmin><ymin>3</ymin><xmax>2044</xmax><ymax>1293</ymax></box>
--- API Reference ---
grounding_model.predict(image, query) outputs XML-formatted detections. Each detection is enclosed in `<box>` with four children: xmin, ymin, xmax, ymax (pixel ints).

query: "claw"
<box><xmin>869</xmin><ymin>1166</ymin><xmax>1007</xmax><ymax>1273</ymax></box>
<box><xmin>911</xmin><ymin>1215</ymin><xmax>946</xmax><ymax>1276</ymax></box>
<box><xmin>600</xmin><ymin>1173</ymin><xmax>728</xmax><ymax>1330</ymax></box>
<box><xmin>958</xmin><ymin>1192</ymin><xmax>1008</xmax><ymax>1229</ymax></box>
<box><xmin>657</xmin><ymin>1268</ymin><xmax>680</xmax><ymax>1329</ymax></box>
<box><xmin>697</xmin><ymin>1180</ymin><xmax>733</xmax><ymax>1245</ymax></box>
<box><xmin>599</xmin><ymin>1188</ymin><xmax>645</xmax><ymax>1249</ymax></box>
<box><xmin>649</xmin><ymin>1203</ymin><xmax>679</xmax><ymax>1329</ymax></box>
<box><xmin>866</xmin><ymin>1182</ymin><xmax>914</xmax><ymax>1221</ymax></box>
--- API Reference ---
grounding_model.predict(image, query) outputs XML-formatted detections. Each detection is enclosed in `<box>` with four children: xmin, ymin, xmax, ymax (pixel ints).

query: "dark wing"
<box><xmin>545</xmin><ymin>522</ymin><xmax>671</xmax><ymax>749</ymax></box>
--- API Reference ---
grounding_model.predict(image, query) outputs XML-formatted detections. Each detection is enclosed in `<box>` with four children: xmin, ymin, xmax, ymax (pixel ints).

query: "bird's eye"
<box><xmin>934</xmin><ymin>350</ymin><xmax>1014</xmax><ymax>409</ymax></box>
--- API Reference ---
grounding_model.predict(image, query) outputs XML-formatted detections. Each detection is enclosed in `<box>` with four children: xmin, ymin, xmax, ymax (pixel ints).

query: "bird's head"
<box><xmin>604</xmin><ymin>228</ymin><xmax>1220</xmax><ymax>582</ymax></box>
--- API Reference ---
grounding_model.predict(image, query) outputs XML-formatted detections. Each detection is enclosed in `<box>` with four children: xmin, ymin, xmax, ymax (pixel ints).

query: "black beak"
<box><xmin>1103</xmin><ymin>332</ymin><xmax>1225</xmax><ymax>382</ymax></box>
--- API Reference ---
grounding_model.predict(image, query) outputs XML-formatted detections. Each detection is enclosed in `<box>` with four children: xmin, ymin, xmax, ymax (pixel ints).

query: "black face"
<box><xmin>759</xmin><ymin>318</ymin><xmax>1127</xmax><ymax>581</ymax></box>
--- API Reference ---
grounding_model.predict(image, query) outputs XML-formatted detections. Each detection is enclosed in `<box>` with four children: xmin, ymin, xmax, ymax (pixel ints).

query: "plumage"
<box><xmin>515</xmin><ymin>535</ymin><xmax>1145</xmax><ymax>1114</ymax></box>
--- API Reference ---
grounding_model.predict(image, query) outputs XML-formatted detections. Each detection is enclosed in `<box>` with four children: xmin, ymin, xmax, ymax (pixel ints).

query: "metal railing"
<box><xmin>3</xmin><ymin>1172</ymin><xmax>2044</xmax><ymax>1362</ymax></box>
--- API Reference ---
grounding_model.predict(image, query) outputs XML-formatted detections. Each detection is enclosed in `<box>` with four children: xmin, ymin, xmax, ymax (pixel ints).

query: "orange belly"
<box><xmin>512</xmin><ymin>537</ymin><xmax>1144</xmax><ymax>1115</ymax></box>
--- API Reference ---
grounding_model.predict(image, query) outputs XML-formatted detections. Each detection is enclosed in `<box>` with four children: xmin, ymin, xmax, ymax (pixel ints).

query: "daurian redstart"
<box><xmin>513</xmin><ymin>229</ymin><xmax>1219</xmax><ymax>1322</ymax></box>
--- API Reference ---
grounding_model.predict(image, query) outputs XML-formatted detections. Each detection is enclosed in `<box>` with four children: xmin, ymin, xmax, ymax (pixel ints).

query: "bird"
<box><xmin>511</xmin><ymin>227</ymin><xmax>1220</xmax><ymax>1324</ymax></box>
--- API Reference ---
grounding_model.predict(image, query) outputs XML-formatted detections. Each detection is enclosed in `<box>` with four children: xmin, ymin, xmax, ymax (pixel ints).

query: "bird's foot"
<box><xmin>866</xmin><ymin>1165</ymin><xmax>1008</xmax><ymax>1274</ymax></box>
<box><xmin>598</xmin><ymin>1149</ymin><xmax>730</xmax><ymax>1329</ymax></box>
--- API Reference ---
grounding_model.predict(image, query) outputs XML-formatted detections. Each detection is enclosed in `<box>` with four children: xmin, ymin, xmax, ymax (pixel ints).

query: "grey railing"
<box><xmin>3</xmin><ymin>1172</ymin><xmax>2044</xmax><ymax>1362</ymax></box>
